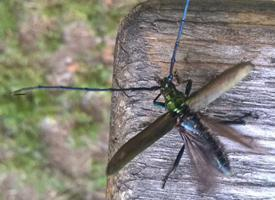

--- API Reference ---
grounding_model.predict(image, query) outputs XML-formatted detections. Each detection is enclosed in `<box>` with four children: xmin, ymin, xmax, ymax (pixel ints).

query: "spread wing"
<box><xmin>107</xmin><ymin>112</ymin><xmax>176</xmax><ymax>175</ymax></box>
<box><xmin>181</xmin><ymin>116</ymin><xmax>231</xmax><ymax>192</ymax></box>
<box><xmin>183</xmin><ymin>132</ymin><xmax>220</xmax><ymax>192</ymax></box>
<box><xmin>187</xmin><ymin>62</ymin><xmax>254</xmax><ymax>111</ymax></box>
<box><xmin>199</xmin><ymin>114</ymin><xmax>263</xmax><ymax>152</ymax></box>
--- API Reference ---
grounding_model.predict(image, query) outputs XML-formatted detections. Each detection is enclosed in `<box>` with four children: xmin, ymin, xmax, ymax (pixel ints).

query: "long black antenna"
<box><xmin>13</xmin><ymin>85</ymin><xmax>160</xmax><ymax>95</ymax></box>
<box><xmin>14</xmin><ymin>1</ymin><xmax>190</xmax><ymax>95</ymax></box>
<box><xmin>167</xmin><ymin>0</ymin><xmax>190</xmax><ymax>81</ymax></box>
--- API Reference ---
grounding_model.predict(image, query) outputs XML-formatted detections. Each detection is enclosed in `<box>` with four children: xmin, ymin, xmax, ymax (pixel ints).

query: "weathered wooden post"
<box><xmin>107</xmin><ymin>0</ymin><xmax>275</xmax><ymax>199</ymax></box>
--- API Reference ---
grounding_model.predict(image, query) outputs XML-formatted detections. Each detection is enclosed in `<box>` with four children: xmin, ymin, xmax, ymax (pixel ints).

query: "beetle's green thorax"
<box><xmin>160</xmin><ymin>77</ymin><xmax>187</xmax><ymax>114</ymax></box>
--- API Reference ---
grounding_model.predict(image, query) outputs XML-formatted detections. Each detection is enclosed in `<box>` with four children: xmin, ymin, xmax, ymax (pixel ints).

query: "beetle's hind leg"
<box><xmin>221</xmin><ymin>112</ymin><xmax>259</xmax><ymax>125</ymax></box>
<box><xmin>162</xmin><ymin>135</ymin><xmax>186</xmax><ymax>188</ymax></box>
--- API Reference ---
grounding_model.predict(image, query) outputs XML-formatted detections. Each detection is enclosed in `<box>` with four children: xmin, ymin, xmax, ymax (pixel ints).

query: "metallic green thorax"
<box><xmin>160</xmin><ymin>77</ymin><xmax>187</xmax><ymax>114</ymax></box>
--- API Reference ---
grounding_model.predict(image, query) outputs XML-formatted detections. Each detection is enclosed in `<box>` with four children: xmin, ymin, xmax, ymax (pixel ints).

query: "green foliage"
<box><xmin>91</xmin><ymin>162</ymin><xmax>107</xmax><ymax>189</ymax></box>
<box><xmin>0</xmin><ymin>0</ymin><xmax>134</xmax><ymax>197</ymax></box>
<box><xmin>40</xmin><ymin>26</ymin><xmax>63</xmax><ymax>52</ymax></box>
<box><xmin>0</xmin><ymin>0</ymin><xmax>18</xmax><ymax>38</ymax></box>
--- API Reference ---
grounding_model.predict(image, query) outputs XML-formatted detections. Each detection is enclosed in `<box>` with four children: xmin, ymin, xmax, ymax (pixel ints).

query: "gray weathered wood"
<box><xmin>107</xmin><ymin>0</ymin><xmax>275</xmax><ymax>199</ymax></box>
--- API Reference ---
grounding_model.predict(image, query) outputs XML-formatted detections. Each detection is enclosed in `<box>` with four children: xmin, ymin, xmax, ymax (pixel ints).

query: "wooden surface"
<box><xmin>107</xmin><ymin>0</ymin><xmax>275</xmax><ymax>199</ymax></box>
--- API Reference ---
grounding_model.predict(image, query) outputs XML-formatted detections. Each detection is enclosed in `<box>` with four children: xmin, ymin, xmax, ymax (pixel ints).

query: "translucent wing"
<box><xmin>183</xmin><ymin>132</ymin><xmax>219</xmax><ymax>192</ymax></box>
<box><xmin>107</xmin><ymin>112</ymin><xmax>176</xmax><ymax>175</ymax></box>
<box><xmin>199</xmin><ymin>114</ymin><xmax>263</xmax><ymax>151</ymax></box>
<box><xmin>180</xmin><ymin>113</ymin><xmax>231</xmax><ymax>191</ymax></box>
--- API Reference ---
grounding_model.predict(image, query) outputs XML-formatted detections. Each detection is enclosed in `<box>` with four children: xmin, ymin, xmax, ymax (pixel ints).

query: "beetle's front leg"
<box><xmin>153</xmin><ymin>93</ymin><xmax>166</xmax><ymax>108</ymax></box>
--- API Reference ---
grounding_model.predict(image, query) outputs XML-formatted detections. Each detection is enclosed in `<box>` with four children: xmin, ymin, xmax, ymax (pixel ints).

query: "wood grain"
<box><xmin>107</xmin><ymin>0</ymin><xmax>275</xmax><ymax>199</ymax></box>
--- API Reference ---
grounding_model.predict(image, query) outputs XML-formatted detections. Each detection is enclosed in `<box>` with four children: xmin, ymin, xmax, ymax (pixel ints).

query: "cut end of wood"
<box><xmin>108</xmin><ymin>0</ymin><xmax>275</xmax><ymax>199</ymax></box>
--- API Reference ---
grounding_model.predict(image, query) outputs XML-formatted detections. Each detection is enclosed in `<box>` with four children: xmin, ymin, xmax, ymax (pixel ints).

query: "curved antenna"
<box><xmin>13</xmin><ymin>85</ymin><xmax>160</xmax><ymax>95</ymax></box>
<box><xmin>168</xmin><ymin>0</ymin><xmax>190</xmax><ymax>81</ymax></box>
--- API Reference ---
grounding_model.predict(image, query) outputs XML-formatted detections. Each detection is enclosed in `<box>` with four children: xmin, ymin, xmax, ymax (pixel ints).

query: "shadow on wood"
<box><xmin>107</xmin><ymin>0</ymin><xmax>275</xmax><ymax>199</ymax></box>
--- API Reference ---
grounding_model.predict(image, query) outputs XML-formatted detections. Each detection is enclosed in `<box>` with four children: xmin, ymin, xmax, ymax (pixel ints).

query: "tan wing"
<box><xmin>187</xmin><ymin>62</ymin><xmax>254</xmax><ymax>111</ymax></box>
<box><xmin>107</xmin><ymin>112</ymin><xmax>176</xmax><ymax>175</ymax></box>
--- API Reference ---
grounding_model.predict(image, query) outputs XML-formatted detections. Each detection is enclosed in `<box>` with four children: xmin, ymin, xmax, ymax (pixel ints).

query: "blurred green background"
<box><xmin>0</xmin><ymin>0</ymin><xmax>137</xmax><ymax>199</ymax></box>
